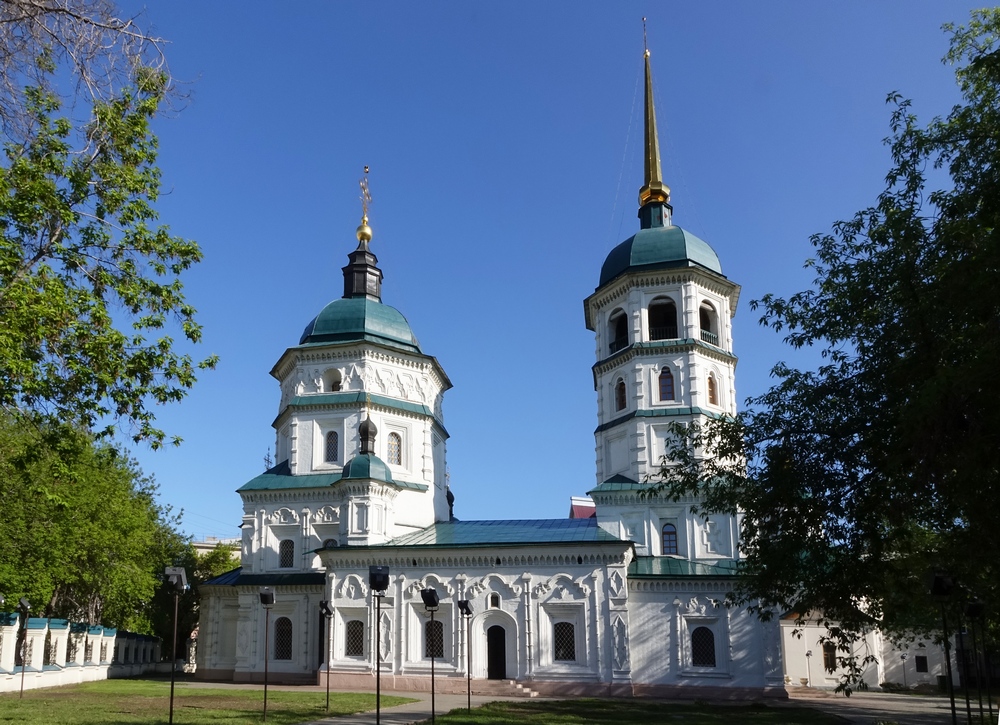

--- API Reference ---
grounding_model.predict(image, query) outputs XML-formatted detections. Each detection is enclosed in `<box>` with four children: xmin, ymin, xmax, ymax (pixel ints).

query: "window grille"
<box><xmin>84</xmin><ymin>641</ymin><xmax>93</xmax><ymax>662</ymax></box>
<box><xmin>325</xmin><ymin>431</ymin><xmax>339</xmax><ymax>463</ymax></box>
<box><xmin>662</xmin><ymin>523</ymin><xmax>678</xmax><ymax>555</ymax></box>
<box><xmin>659</xmin><ymin>368</ymin><xmax>675</xmax><ymax>401</ymax></box>
<box><xmin>345</xmin><ymin>620</ymin><xmax>365</xmax><ymax>657</ymax></box>
<box><xmin>66</xmin><ymin>637</ymin><xmax>77</xmax><ymax>662</ymax></box>
<box><xmin>22</xmin><ymin>637</ymin><xmax>32</xmax><ymax>667</ymax></box>
<box><xmin>553</xmin><ymin>622</ymin><xmax>575</xmax><ymax>661</ymax></box>
<box><xmin>387</xmin><ymin>432</ymin><xmax>402</xmax><ymax>466</ymax></box>
<box><xmin>43</xmin><ymin>632</ymin><xmax>52</xmax><ymax>666</ymax></box>
<box><xmin>274</xmin><ymin>617</ymin><xmax>293</xmax><ymax>660</ymax></box>
<box><xmin>691</xmin><ymin>626</ymin><xmax>716</xmax><ymax>667</ymax></box>
<box><xmin>323</xmin><ymin>538</ymin><xmax>337</xmax><ymax>549</ymax></box>
<box><xmin>100</xmin><ymin>643</ymin><xmax>107</xmax><ymax>662</ymax></box>
<box><xmin>279</xmin><ymin>539</ymin><xmax>294</xmax><ymax>568</ymax></box>
<box><xmin>424</xmin><ymin>619</ymin><xmax>443</xmax><ymax>659</ymax></box>
<box><xmin>615</xmin><ymin>379</ymin><xmax>626</xmax><ymax>411</ymax></box>
<box><xmin>823</xmin><ymin>642</ymin><xmax>837</xmax><ymax>672</ymax></box>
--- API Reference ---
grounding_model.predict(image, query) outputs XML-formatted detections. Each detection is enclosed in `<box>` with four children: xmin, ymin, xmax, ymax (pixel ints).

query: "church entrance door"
<box><xmin>486</xmin><ymin>625</ymin><xmax>506</xmax><ymax>679</ymax></box>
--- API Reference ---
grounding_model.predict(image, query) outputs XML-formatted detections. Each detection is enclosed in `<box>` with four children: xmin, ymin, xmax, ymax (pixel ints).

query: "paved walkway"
<box><xmin>298</xmin><ymin>691</ymin><xmax>519</xmax><ymax>725</ymax></box>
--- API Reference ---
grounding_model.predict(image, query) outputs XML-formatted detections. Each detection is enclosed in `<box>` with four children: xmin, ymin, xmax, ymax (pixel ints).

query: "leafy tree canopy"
<box><xmin>654</xmin><ymin>9</ymin><xmax>1000</xmax><ymax>684</ymax></box>
<box><xmin>0</xmin><ymin>0</ymin><xmax>214</xmax><ymax>446</ymax></box>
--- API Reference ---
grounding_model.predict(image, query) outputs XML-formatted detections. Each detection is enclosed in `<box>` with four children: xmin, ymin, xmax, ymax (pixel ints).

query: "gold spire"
<box><xmin>356</xmin><ymin>165</ymin><xmax>373</xmax><ymax>244</ymax></box>
<box><xmin>638</xmin><ymin>24</ymin><xmax>670</xmax><ymax>209</ymax></box>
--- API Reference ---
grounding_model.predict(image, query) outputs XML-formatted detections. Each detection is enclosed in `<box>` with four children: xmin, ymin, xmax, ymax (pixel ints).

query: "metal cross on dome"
<box><xmin>360</xmin><ymin>165</ymin><xmax>372</xmax><ymax>219</ymax></box>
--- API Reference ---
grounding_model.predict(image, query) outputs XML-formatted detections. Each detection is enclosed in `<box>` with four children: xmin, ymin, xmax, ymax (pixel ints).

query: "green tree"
<box><xmin>0</xmin><ymin>413</ymin><xmax>185</xmax><ymax>630</ymax></box>
<box><xmin>0</xmin><ymin>1</ymin><xmax>214</xmax><ymax>447</ymax></box>
<box><xmin>654</xmin><ymin>9</ymin><xmax>1000</xmax><ymax>685</ymax></box>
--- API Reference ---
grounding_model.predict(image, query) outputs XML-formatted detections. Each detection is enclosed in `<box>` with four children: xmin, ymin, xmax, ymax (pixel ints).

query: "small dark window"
<box><xmin>615</xmin><ymin>379</ymin><xmax>627</xmax><ymax>412</ymax></box>
<box><xmin>387</xmin><ymin>432</ymin><xmax>402</xmax><ymax>466</ymax></box>
<box><xmin>915</xmin><ymin>655</ymin><xmax>928</xmax><ymax>673</ymax></box>
<box><xmin>345</xmin><ymin>620</ymin><xmax>365</xmax><ymax>657</ymax></box>
<box><xmin>325</xmin><ymin>431</ymin><xmax>339</xmax><ymax>463</ymax></box>
<box><xmin>279</xmin><ymin>539</ymin><xmax>294</xmax><ymax>568</ymax></box>
<box><xmin>707</xmin><ymin>375</ymin><xmax>719</xmax><ymax>406</ymax></box>
<box><xmin>649</xmin><ymin>299</ymin><xmax>678</xmax><ymax>340</ymax></box>
<box><xmin>274</xmin><ymin>617</ymin><xmax>292</xmax><ymax>660</ymax></box>
<box><xmin>659</xmin><ymin>368</ymin><xmax>675</xmax><ymax>401</ymax></box>
<box><xmin>609</xmin><ymin>310</ymin><xmax>628</xmax><ymax>354</ymax></box>
<box><xmin>662</xmin><ymin>523</ymin><xmax>678</xmax><ymax>555</ymax></box>
<box><xmin>699</xmin><ymin>304</ymin><xmax>719</xmax><ymax>346</ymax></box>
<box><xmin>691</xmin><ymin>626</ymin><xmax>716</xmax><ymax>667</ymax></box>
<box><xmin>425</xmin><ymin>619</ymin><xmax>444</xmax><ymax>659</ymax></box>
<box><xmin>823</xmin><ymin>642</ymin><xmax>837</xmax><ymax>672</ymax></box>
<box><xmin>553</xmin><ymin>622</ymin><xmax>576</xmax><ymax>661</ymax></box>
<box><xmin>489</xmin><ymin>593</ymin><xmax>500</xmax><ymax>609</ymax></box>
<box><xmin>322</xmin><ymin>538</ymin><xmax>337</xmax><ymax>549</ymax></box>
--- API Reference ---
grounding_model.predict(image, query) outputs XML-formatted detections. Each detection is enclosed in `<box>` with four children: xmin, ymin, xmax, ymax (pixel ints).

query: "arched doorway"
<box><xmin>487</xmin><ymin>625</ymin><xmax>506</xmax><ymax>680</ymax></box>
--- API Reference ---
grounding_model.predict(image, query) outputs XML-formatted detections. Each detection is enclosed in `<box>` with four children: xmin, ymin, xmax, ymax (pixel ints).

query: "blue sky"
<box><xmin>121</xmin><ymin>2</ymin><xmax>983</xmax><ymax>540</ymax></box>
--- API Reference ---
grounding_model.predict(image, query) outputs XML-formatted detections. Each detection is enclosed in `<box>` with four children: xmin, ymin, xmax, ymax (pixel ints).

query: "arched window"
<box><xmin>387</xmin><ymin>432</ymin><xmax>402</xmax><ymax>466</ymax></box>
<box><xmin>322</xmin><ymin>369</ymin><xmax>342</xmax><ymax>392</ymax></box>
<box><xmin>648</xmin><ymin>298</ymin><xmax>678</xmax><ymax>340</ymax></box>
<box><xmin>322</xmin><ymin>538</ymin><xmax>338</xmax><ymax>549</ymax></box>
<box><xmin>274</xmin><ymin>617</ymin><xmax>293</xmax><ymax>660</ymax></box>
<box><xmin>707</xmin><ymin>374</ymin><xmax>719</xmax><ymax>406</ymax></box>
<box><xmin>699</xmin><ymin>303</ymin><xmax>719</xmax><ymax>346</ymax></box>
<box><xmin>662</xmin><ymin>523</ymin><xmax>678</xmax><ymax>555</ymax></box>
<box><xmin>325</xmin><ymin>431</ymin><xmax>339</xmax><ymax>463</ymax></box>
<box><xmin>615</xmin><ymin>379</ymin><xmax>627</xmax><ymax>412</ymax></box>
<box><xmin>659</xmin><ymin>368</ymin><xmax>675</xmax><ymax>401</ymax></box>
<box><xmin>822</xmin><ymin>642</ymin><xmax>837</xmax><ymax>672</ymax></box>
<box><xmin>278</xmin><ymin>539</ymin><xmax>294</xmax><ymax>568</ymax></box>
<box><xmin>425</xmin><ymin>619</ymin><xmax>444</xmax><ymax>659</ymax></box>
<box><xmin>691</xmin><ymin>626</ymin><xmax>716</xmax><ymax>667</ymax></box>
<box><xmin>489</xmin><ymin>593</ymin><xmax>501</xmax><ymax>609</ymax></box>
<box><xmin>345</xmin><ymin>620</ymin><xmax>365</xmax><ymax>657</ymax></box>
<box><xmin>553</xmin><ymin>622</ymin><xmax>576</xmax><ymax>661</ymax></box>
<box><xmin>608</xmin><ymin>309</ymin><xmax>628</xmax><ymax>354</ymax></box>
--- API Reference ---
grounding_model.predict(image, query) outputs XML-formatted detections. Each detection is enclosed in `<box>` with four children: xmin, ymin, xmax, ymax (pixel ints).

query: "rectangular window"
<box><xmin>915</xmin><ymin>655</ymin><xmax>928</xmax><ymax>673</ymax></box>
<box><xmin>425</xmin><ymin>619</ymin><xmax>444</xmax><ymax>659</ymax></box>
<box><xmin>345</xmin><ymin>620</ymin><xmax>365</xmax><ymax>657</ymax></box>
<box><xmin>553</xmin><ymin>622</ymin><xmax>576</xmax><ymax>662</ymax></box>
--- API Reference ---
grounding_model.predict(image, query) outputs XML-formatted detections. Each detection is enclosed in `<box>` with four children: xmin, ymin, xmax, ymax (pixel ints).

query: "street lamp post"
<box><xmin>805</xmin><ymin>650</ymin><xmax>813</xmax><ymax>688</ymax></box>
<box><xmin>369</xmin><ymin>566</ymin><xmax>389</xmax><ymax>725</ymax></box>
<box><xmin>164</xmin><ymin>566</ymin><xmax>189</xmax><ymax>725</ymax></box>
<box><xmin>420</xmin><ymin>588</ymin><xmax>440</xmax><ymax>725</ymax></box>
<box><xmin>18</xmin><ymin>597</ymin><xmax>30</xmax><ymax>700</ymax></box>
<box><xmin>259</xmin><ymin>588</ymin><xmax>275</xmax><ymax>723</ymax></box>
<box><xmin>900</xmin><ymin>652</ymin><xmax>908</xmax><ymax>689</ymax></box>
<box><xmin>457</xmin><ymin>600</ymin><xmax>473</xmax><ymax>710</ymax></box>
<box><xmin>319</xmin><ymin>601</ymin><xmax>333</xmax><ymax>712</ymax></box>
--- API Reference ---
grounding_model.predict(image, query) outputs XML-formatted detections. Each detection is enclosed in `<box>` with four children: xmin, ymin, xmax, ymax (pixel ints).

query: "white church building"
<box><xmin>197</xmin><ymin>49</ymin><xmax>786</xmax><ymax>699</ymax></box>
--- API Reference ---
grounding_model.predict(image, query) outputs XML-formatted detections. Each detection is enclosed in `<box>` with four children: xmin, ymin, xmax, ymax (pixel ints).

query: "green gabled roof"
<box><xmin>599</xmin><ymin>225</ymin><xmax>723</xmax><ymax>288</ymax></box>
<box><xmin>356</xmin><ymin>519</ymin><xmax>626</xmax><ymax>549</ymax></box>
<box><xmin>587</xmin><ymin>474</ymin><xmax>651</xmax><ymax>495</ymax></box>
<box><xmin>233</xmin><ymin>572</ymin><xmax>325</xmax><ymax>587</ymax></box>
<box><xmin>629</xmin><ymin>556</ymin><xmax>739</xmax><ymax>579</ymax></box>
<box><xmin>237</xmin><ymin>459</ymin><xmax>428</xmax><ymax>493</ymax></box>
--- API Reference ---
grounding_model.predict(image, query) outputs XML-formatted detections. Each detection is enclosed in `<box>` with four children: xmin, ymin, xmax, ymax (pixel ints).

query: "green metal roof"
<box><xmin>594</xmin><ymin>405</ymin><xmax>719</xmax><ymax>434</ymax></box>
<box><xmin>202</xmin><ymin>567</ymin><xmax>242</xmax><ymax>587</ymax></box>
<box><xmin>587</xmin><ymin>474</ymin><xmax>652</xmax><ymax>495</ymax></box>
<box><xmin>233</xmin><ymin>572</ymin><xmax>326</xmax><ymax>587</ymax></box>
<box><xmin>629</xmin><ymin>556</ymin><xmax>739</xmax><ymax>578</ymax></box>
<box><xmin>342</xmin><ymin>453</ymin><xmax>394</xmax><ymax>483</ymax></box>
<box><xmin>363</xmin><ymin>519</ymin><xmax>626</xmax><ymax>548</ymax></box>
<box><xmin>299</xmin><ymin>297</ymin><xmax>421</xmax><ymax>353</ymax></box>
<box><xmin>237</xmin><ymin>459</ymin><xmax>427</xmax><ymax>493</ymax></box>
<box><xmin>281</xmin><ymin>392</ymin><xmax>448</xmax><ymax>437</ymax></box>
<box><xmin>599</xmin><ymin>225</ymin><xmax>723</xmax><ymax>288</ymax></box>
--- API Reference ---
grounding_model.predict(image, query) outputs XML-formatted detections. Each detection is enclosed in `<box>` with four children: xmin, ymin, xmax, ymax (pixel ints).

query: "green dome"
<box><xmin>300</xmin><ymin>298</ymin><xmax>421</xmax><ymax>352</ymax></box>
<box><xmin>341</xmin><ymin>453</ymin><xmax>395</xmax><ymax>483</ymax></box>
<box><xmin>599</xmin><ymin>225</ymin><xmax>723</xmax><ymax>287</ymax></box>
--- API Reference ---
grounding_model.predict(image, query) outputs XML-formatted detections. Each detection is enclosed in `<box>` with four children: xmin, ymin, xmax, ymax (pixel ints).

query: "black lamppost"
<box><xmin>457</xmin><ymin>599</ymin><xmax>473</xmax><ymax>710</ymax></box>
<box><xmin>930</xmin><ymin>572</ymin><xmax>959</xmax><ymax>725</ymax></box>
<box><xmin>900</xmin><ymin>652</ymin><xmax>908</xmax><ymax>689</ymax></box>
<box><xmin>18</xmin><ymin>597</ymin><xmax>29</xmax><ymax>699</ymax></box>
<box><xmin>319</xmin><ymin>601</ymin><xmax>333</xmax><ymax>712</ymax></box>
<box><xmin>164</xmin><ymin>566</ymin><xmax>189</xmax><ymax>725</ymax></box>
<box><xmin>369</xmin><ymin>566</ymin><xmax>389</xmax><ymax>725</ymax></box>
<box><xmin>259</xmin><ymin>587</ymin><xmax>275</xmax><ymax>722</ymax></box>
<box><xmin>805</xmin><ymin>649</ymin><xmax>813</xmax><ymax>687</ymax></box>
<box><xmin>420</xmin><ymin>588</ymin><xmax>439</xmax><ymax>725</ymax></box>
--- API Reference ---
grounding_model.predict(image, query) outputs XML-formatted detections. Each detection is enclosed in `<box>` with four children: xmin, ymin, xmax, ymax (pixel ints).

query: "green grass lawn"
<box><xmin>431</xmin><ymin>698</ymin><xmax>844</xmax><ymax>725</ymax></box>
<box><xmin>0</xmin><ymin>678</ymin><xmax>413</xmax><ymax>725</ymax></box>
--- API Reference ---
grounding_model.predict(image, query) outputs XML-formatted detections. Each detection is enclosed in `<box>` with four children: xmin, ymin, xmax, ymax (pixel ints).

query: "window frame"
<box><xmin>344</xmin><ymin>619</ymin><xmax>365</xmax><ymax>658</ymax></box>
<box><xmin>658</xmin><ymin>367</ymin><xmax>675</xmax><ymax>401</ymax></box>
<box><xmin>614</xmin><ymin>378</ymin><xmax>627</xmax><ymax>412</ymax></box>
<box><xmin>278</xmin><ymin>539</ymin><xmax>295</xmax><ymax>569</ymax></box>
<box><xmin>325</xmin><ymin>430</ymin><xmax>339</xmax><ymax>463</ymax></box>
<box><xmin>273</xmin><ymin>617</ymin><xmax>293</xmax><ymax>661</ymax></box>
<box><xmin>661</xmin><ymin>523</ymin><xmax>678</xmax><ymax>555</ymax></box>
<box><xmin>387</xmin><ymin>431</ymin><xmax>402</xmax><ymax>466</ymax></box>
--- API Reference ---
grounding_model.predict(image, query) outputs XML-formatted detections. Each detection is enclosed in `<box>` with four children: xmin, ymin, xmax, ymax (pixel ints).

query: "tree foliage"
<box><xmin>0</xmin><ymin>412</ymin><xmax>185</xmax><ymax>630</ymax></box>
<box><xmin>0</xmin><ymin>1</ymin><xmax>214</xmax><ymax>446</ymax></box>
<box><xmin>654</xmin><ymin>9</ymin><xmax>1000</xmax><ymax>684</ymax></box>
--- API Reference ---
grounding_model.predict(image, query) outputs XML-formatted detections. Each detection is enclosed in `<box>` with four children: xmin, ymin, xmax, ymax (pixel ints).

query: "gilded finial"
<box><xmin>356</xmin><ymin>166</ymin><xmax>373</xmax><ymax>244</ymax></box>
<box><xmin>638</xmin><ymin>23</ymin><xmax>670</xmax><ymax>210</ymax></box>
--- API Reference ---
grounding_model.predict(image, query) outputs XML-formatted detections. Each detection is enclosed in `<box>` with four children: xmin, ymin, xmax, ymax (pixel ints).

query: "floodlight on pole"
<box><xmin>165</xmin><ymin>566</ymin><xmax>190</xmax><ymax>725</ymax></box>
<box><xmin>421</xmin><ymin>588</ymin><xmax>439</xmax><ymax>724</ymax></box>
<box><xmin>320</xmin><ymin>600</ymin><xmax>333</xmax><ymax>712</ymax></box>
<box><xmin>370</xmin><ymin>566</ymin><xmax>390</xmax><ymax>725</ymax></box>
<box><xmin>259</xmin><ymin>588</ymin><xmax>274</xmax><ymax>722</ymax></box>
<box><xmin>457</xmin><ymin>599</ymin><xmax>473</xmax><ymax>710</ymax></box>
